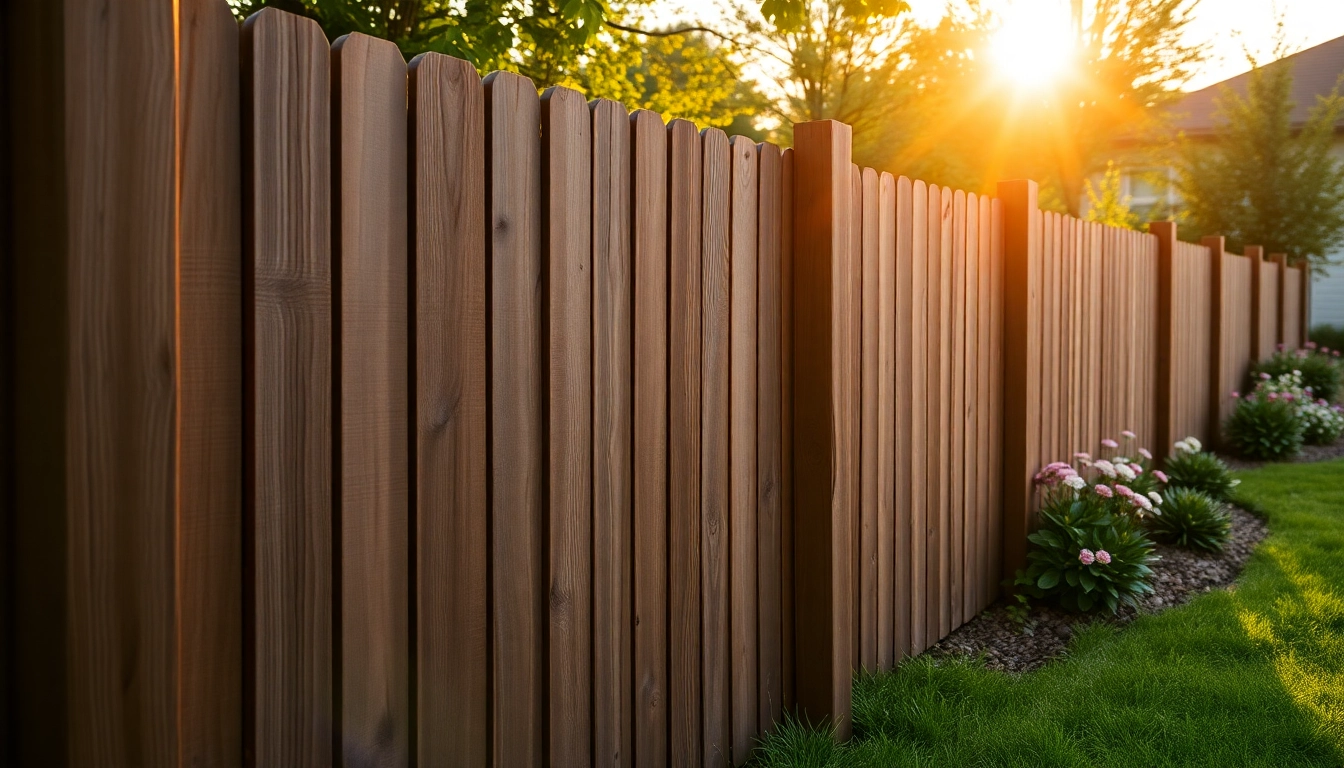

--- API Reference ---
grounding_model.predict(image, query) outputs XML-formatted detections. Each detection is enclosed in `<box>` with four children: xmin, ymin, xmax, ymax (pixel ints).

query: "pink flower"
<box><xmin>1121</xmin><ymin>430</ymin><xmax>1137</xmax><ymax>440</ymax></box>
<box><xmin>1230</xmin><ymin>390</ymin><xmax>1240</xmax><ymax>399</ymax></box>
<box><xmin>1154</xmin><ymin>470</ymin><xmax>1169</xmax><ymax>483</ymax></box>
<box><xmin>1129</xmin><ymin>463</ymin><xmax>1143</xmax><ymax>475</ymax></box>
<box><xmin>1094</xmin><ymin>484</ymin><xmax>1114</xmax><ymax>498</ymax></box>
<box><xmin>1268</xmin><ymin>392</ymin><xmax>1279</xmax><ymax>401</ymax></box>
<box><xmin>1095</xmin><ymin>550</ymin><xmax>1112</xmax><ymax>565</ymax></box>
<box><xmin>1078</xmin><ymin>549</ymin><xmax>1096</xmax><ymax>565</ymax></box>
<box><xmin>1305</xmin><ymin>341</ymin><xmax>1317</xmax><ymax>350</ymax></box>
<box><xmin>1138</xmin><ymin>448</ymin><xmax>1153</xmax><ymax>460</ymax></box>
<box><xmin>1277</xmin><ymin>343</ymin><xmax>1286</xmax><ymax>351</ymax></box>
<box><xmin>1074</xmin><ymin>452</ymin><xmax>1092</xmax><ymax>461</ymax></box>
<box><xmin>1261</xmin><ymin>372</ymin><xmax>1272</xmax><ymax>380</ymax></box>
<box><xmin>1101</xmin><ymin>438</ymin><xmax>1119</xmax><ymax>449</ymax></box>
<box><xmin>1114</xmin><ymin>484</ymin><xmax>1134</xmax><ymax>498</ymax></box>
<box><xmin>1335</xmin><ymin>351</ymin><xmax>1341</xmax><ymax>357</ymax></box>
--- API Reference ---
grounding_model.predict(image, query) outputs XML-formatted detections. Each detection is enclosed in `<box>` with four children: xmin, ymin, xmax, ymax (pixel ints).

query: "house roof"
<box><xmin>1169</xmin><ymin>34</ymin><xmax>1344</xmax><ymax>135</ymax></box>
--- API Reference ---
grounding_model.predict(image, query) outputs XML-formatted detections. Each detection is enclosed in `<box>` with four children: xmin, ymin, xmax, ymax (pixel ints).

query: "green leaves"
<box><xmin>1145</xmin><ymin>487</ymin><xmax>1232</xmax><ymax>552</ymax></box>
<box><xmin>1015</xmin><ymin>492</ymin><xmax>1158</xmax><ymax>614</ymax></box>
<box><xmin>1162</xmin><ymin>449</ymin><xmax>1238</xmax><ymax>501</ymax></box>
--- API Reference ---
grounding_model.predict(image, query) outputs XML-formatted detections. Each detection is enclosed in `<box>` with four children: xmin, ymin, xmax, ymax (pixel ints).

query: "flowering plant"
<box><xmin>1017</xmin><ymin>433</ymin><xmax>1160</xmax><ymax>613</ymax></box>
<box><xmin>1223</xmin><ymin>370</ymin><xmax>1341</xmax><ymax>458</ymax></box>
<box><xmin>1251</xmin><ymin>343</ymin><xmax>1342</xmax><ymax>403</ymax></box>
<box><xmin>1161</xmin><ymin>437</ymin><xmax>1239</xmax><ymax>502</ymax></box>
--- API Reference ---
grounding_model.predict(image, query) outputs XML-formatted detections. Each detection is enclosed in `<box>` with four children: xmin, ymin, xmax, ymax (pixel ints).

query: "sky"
<box><xmin>656</xmin><ymin>0</ymin><xmax>1344</xmax><ymax>92</ymax></box>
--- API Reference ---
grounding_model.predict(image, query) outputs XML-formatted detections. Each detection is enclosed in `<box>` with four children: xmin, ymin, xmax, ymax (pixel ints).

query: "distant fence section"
<box><xmin>2</xmin><ymin>1</ymin><xmax>1314</xmax><ymax>765</ymax></box>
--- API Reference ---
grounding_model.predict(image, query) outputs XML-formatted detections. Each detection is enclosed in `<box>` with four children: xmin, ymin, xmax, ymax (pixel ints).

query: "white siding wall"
<box><xmin>1312</xmin><ymin>140</ymin><xmax>1344</xmax><ymax>329</ymax></box>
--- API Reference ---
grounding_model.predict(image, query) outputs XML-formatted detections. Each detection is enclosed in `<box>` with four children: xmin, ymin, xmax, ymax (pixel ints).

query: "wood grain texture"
<box><xmin>483</xmin><ymin>70</ymin><xmax>545</xmax><ymax>766</ymax></box>
<box><xmin>1272</xmin><ymin>254</ymin><xmax>1287</xmax><ymax>347</ymax></box>
<box><xmin>908</xmin><ymin>180</ymin><xmax>928</xmax><ymax>655</ymax></box>
<box><xmin>962</xmin><ymin>193</ymin><xmax>979</xmax><ymax>621</ymax></box>
<box><xmin>631</xmin><ymin>109</ymin><xmax>669</xmax><ymax>768</ymax></box>
<box><xmin>791</xmin><ymin>121</ymin><xmax>854</xmax><ymax>739</ymax></box>
<box><xmin>542</xmin><ymin>85</ymin><xmax>594</xmax><ymax>766</ymax></box>
<box><xmin>858</xmin><ymin>167</ymin><xmax>880</xmax><ymax>673</ymax></box>
<box><xmin>975</xmin><ymin>196</ymin><xmax>993</xmax><ymax>611</ymax></box>
<box><xmin>332</xmin><ymin>32</ymin><xmax>409</xmax><ymax>768</ymax></box>
<box><xmin>58</xmin><ymin>0</ymin><xmax>179</xmax><ymax>762</ymax></box>
<box><xmin>179</xmin><ymin>0</ymin><xmax>243</xmax><ymax>762</ymax></box>
<box><xmin>242</xmin><ymin>11</ymin><xmax>333</xmax><ymax>764</ymax></box>
<box><xmin>779</xmin><ymin>148</ymin><xmax>796</xmax><ymax>711</ymax></box>
<box><xmin>988</xmin><ymin>199</ymin><xmax>1005</xmax><ymax>598</ymax></box>
<box><xmin>996</xmin><ymin>181</ymin><xmax>1040</xmax><ymax>581</ymax></box>
<box><xmin>949</xmin><ymin>189</ymin><xmax>966</xmax><ymax>631</ymax></box>
<box><xmin>730</xmin><ymin>135</ymin><xmax>761</xmax><ymax>762</ymax></box>
<box><xmin>875</xmin><ymin>172</ymin><xmax>897</xmax><ymax>670</ymax></box>
<box><xmin>894</xmin><ymin>176</ymin><xmax>915</xmax><ymax>660</ymax></box>
<box><xmin>924</xmin><ymin>183</ymin><xmax>944</xmax><ymax>649</ymax></box>
<box><xmin>850</xmin><ymin>166</ymin><xmax>863</xmax><ymax>667</ymax></box>
<box><xmin>669</xmin><ymin>118</ymin><xmax>704</xmax><ymax>764</ymax></box>
<box><xmin>407</xmin><ymin>52</ymin><xmax>489</xmax><ymax>766</ymax></box>
<box><xmin>701</xmin><ymin>126</ymin><xmax>731</xmax><ymax>768</ymax></box>
<box><xmin>591</xmin><ymin>98</ymin><xmax>634</xmax><ymax>768</ymax></box>
<box><xmin>756</xmin><ymin>142</ymin><xmax>786</xmax><ymax>731</ymax></box>
<box><xmin>1203</xmin><ymin>236</ymin><xmax>1226</xmax><ymax>450</ymax></box>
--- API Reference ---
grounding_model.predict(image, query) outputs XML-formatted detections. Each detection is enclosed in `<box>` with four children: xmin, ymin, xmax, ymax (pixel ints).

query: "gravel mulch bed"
<box><xmin>1221</xmin><ymin>435</ymin><xmax>1344</xmax><ymax>471</ymax></box>
<box><xmin>928</xmin><ymin>506</ymin><xmax>1269</xmax><ymax>673</ymax></box>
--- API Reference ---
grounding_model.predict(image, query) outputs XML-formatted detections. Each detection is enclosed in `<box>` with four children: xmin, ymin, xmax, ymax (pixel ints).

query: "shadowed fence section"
<box><xmin>2</xmin><ymin>2</ymin><xmax>1316</xmax><ymax>765</ymax></box>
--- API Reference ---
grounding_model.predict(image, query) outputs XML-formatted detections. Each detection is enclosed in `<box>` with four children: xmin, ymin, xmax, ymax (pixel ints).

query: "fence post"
<box><xmin>1271</xmin><ymin>253</ymin><xmax>1287</xmax><ymax>347</ymax></box>
<box><xmin>1202</xmin><ymin>236</ymin><xmax>1226</xmax><ymax>449</ymax></box>
<box><xmin>996</xmin><ymin>180</ymin><xmax>1041</xmax><ymax>579</ymax></box>
<box><xmin>1150</xmin><ymin>221</ymin><xmax>1177</xmax><ymax>462</ymax></box>
<box><xmin>1247</xmin><ymin>246</ymin><xmax>1265</xmax><ymax>361</ymax></box>
<box><xmin>1299</xmin><ymin>257</ymin><xmax>1312</xmax><ymax>347</ymax></box>
<box><xmin>791</xmin><ymin>120</ymin><xmax>855</xmax><ymax>739</ymax></box>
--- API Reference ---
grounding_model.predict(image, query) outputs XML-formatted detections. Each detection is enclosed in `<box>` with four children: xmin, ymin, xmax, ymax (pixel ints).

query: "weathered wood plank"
<box><xmin>591</xmin><ymin>97</ymin><xmax>634</xmax><ymax>768</ymax></box>
<box><xmin>859</xmin><ymin>167</ymin><xmax>880</xmax><ymax>672</ymax></box>
<box><xmin>542</xmin><ymin>85</ymin><xmax>594</xmax><ymax>766</ymax></box>
<box><xmin>408</xmin><ymin>51</ymin><xmax>489</xmax><ymax>765</ymax></box>
<box><xmin>908</xmin><ymin>179</ymin><xmax>928</xmax><ymax>655</ymax></box>
<box><xmin>876</xmin><ymin>172</ymin><xmax>897</xmax><ymax>670</ymax></box>
<box><xmin>483</xmin><ymin>70</ymin><xmax>545</xmax><ymax>766</ymax></box>
<box><xmin>179</xmin><ymin>0</ymin><xmax>243</xmax><ymax>762</ymax></box>
<box><xmin>631</xmin><ymin>109</ymin><xmax>669</xmax><ymax>767</ymax></box>
<box><xmin>949</xmin><ymin>189</ymin><xmax>966</xmax><ymax>631</ymax></box>
<box><xmin>701</xmin><ymin>125</ymin><xmax>732</xmax><ymax>768</ymax></box>
<box><xmin>242</xmin><ymin>11</ymin><xmax>333</xmax><ymax>764</ymax></box>
<box><xmin>893</xmin><ymin>176</ymin><xmax>914</xmax><ymax>659</ymax></box>
<box><xmin>730</xmin><ymin>135</ymin><xmax>761</xmax><ymax>761</ymax></box>
<box><xmin>332</xmin><ymin>31</ymin><xmax>409</xmax><ymax>767</ymax></box>
<box><xmin>779</xmin><ymin>148</ymin><xmax>796</xmax><ymax>710</ymax></box>
<box><xmin>756</xmin><ymin>142</ymin><xmax>785</xmax><ymax>730</ymax></box>
<box><xmin>669</xmin><ymin>118</ymin><xmax>704</xmax><ymax>764</ymax></box>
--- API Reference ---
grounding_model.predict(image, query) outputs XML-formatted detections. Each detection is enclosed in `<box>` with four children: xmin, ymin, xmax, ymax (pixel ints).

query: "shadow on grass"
<box><xmin>751</xmin><ymin>459</ymin><xmax>1344</xmax><ymax>768</ymax></box>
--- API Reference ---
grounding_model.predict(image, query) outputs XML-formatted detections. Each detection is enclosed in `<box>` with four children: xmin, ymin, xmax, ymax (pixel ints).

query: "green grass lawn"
<box><xmin>755</xmin><ymin>459</ymin><xmax>1344</xmax><ymax>767</ymax></box>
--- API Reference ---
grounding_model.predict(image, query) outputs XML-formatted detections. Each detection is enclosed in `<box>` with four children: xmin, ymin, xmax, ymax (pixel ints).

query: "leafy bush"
<box><xmin>1161</xmin><ymin>442</ymin><xmax>1238</xmax><ymax>502</ymax></box>
<box><xmin>1310</xmin><ymin>324</ymin><xmax>1344</xmax><ymax>353</ymax></box>
<box><xmin>1145</xmin><ymin>487</ymin><xmax>1232</xmax><ymax>552</ymax></box>
<box><xmin>1251</xmin><ymin>344</ymin><xmax>1342</xmax><ymax>403</ymax></box>
<box><xmin>1016</xmin><ymin>493</ymin><xmax>1156</xmax><ymax>613</ymax></box>
<box><xmin>1018</xmin><ymin>434</ymin><xmax>1161</xmax><ymax>613</ymax></box>
<box><xmin>1224</xmin><ymin>395</ymin><xmax>1305</xmax><ymax>460</ymax></box>
<box><xmin>1300</xmin><ymin>398</ymin><xmax>1344</xmax><ymax>445</ymax></box>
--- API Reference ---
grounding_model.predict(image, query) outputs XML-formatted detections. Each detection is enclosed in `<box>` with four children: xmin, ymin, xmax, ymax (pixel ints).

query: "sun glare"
<box><xmin>989</xmin><ymin>1</ymin><xmax>1075</xmax><ymax>92</ymax></box>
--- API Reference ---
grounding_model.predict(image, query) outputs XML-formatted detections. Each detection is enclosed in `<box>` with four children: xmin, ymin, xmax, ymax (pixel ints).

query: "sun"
<box><xmin>989</xmin><ymin>0</ymin><xmax>1075</xmax><ymax>92</ymax></box>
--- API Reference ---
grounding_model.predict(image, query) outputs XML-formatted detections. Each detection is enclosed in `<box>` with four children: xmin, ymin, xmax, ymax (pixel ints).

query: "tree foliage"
<box><xmin>1176</xmin><ymin>55</ymin><xmax>1344</xmax><ymax>268</ymax></box>
<box><xmin>1084</xmin><ymin>161</ymin><xmax>1142</xmax><ymax>230</ymax></box>
<box><xmin>227</xmin><ymin>0</ymin><xmax>760</xmax><ymax>127</ymax></box>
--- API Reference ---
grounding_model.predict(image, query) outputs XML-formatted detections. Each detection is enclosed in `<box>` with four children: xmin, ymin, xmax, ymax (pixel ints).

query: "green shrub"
<box><xmin>1251</xmin><ymin>346</ymin><xmax>1342</xmax><ymax>403</ymax></box>
<box><xmin>1300</xmin><ymin>399</ymin><xmax>1344</xmax><ymax>445</ymax></box>
<box><xmin>1224</xmin><ymin>396</ymin><xmax>1305</xmax><ymax>460</ymax></box>
<box><xmin>1145</xmin><ymin>487</ymin><xmax>1232</xmax><ymax>552</ymax></box>
<box><xmin>1160</xmin><ymin>447</ymin><xmax>1238</xmax><ymax>501</ymax></box>
<box><xmin>1016</xmin><ymin>494</ymin><xmax>1156</xmax><ymax>613</ymax></box>
<box><xmin>1309</xmin><ymin>323</ymin><xmax>1344</xmax><ymax>353</ymax></box>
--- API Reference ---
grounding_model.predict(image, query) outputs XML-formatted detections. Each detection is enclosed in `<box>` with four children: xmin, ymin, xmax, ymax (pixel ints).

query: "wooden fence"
<box><xmin>0</xmin><ymin>1</ymin><xmax>1314</xmax><ymax>765</ymax></box>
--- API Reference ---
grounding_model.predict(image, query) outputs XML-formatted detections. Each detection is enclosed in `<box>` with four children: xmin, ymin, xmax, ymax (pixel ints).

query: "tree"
<box><xmin>227</xmin><ymin>0</ymin><xmax>761</xmax><ymax>127</ymax></box>
<box><xmin>1083</xmin><ymin>161</ymin><xmax>1142</xmax><ymax>230</ymax></box>
<box><xmin>1176</xmin><ymin>55</ymin><xmax>1344</xmax><ymax>269</ymax></box>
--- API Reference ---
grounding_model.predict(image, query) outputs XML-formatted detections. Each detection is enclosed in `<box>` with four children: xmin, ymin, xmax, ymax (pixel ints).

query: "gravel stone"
<box><xmin>927</xmin><ymin>506</ymin><xmax>1268</xmax><ymax>673</ymax></box>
